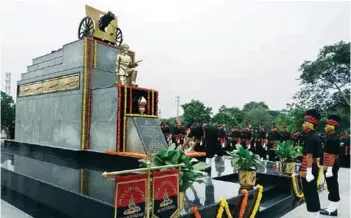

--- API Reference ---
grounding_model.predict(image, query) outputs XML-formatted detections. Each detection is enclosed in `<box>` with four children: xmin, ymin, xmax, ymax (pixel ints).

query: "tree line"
<box><xmin>160</xmin><ymin>41</ymin><xmax>350</xmax><ymax>132</ymax></box>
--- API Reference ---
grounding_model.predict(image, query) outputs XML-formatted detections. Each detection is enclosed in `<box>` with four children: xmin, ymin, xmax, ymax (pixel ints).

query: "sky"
<box><xmin>0</xmin><ymin>0</ymin><xmax>350</xmax><ymax>118</ymax></box>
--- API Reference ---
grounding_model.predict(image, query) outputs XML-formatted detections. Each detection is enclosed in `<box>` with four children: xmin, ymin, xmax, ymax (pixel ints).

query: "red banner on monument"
<box><xmin>115</xmin><ymin>174</ymin><xmax>148</xmax><ymax>218</ymax></box>
<box><xmin>152</xmin><ymin>169</ymin><xmax>180</xmax><ymax>218</ymax></box>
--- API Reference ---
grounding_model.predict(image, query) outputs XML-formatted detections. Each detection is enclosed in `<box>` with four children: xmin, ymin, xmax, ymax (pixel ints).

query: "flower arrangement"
<box><xmin>249</xmin><ymin>185</ymin><xmax>264</xmax><ymax>218</ymax></box>
<box><xmin>239</xmin><ymin>189</ymin><xmax>249</xmax><ymax>218</ymax></box>
<box><xmin>191</xmin><ymin>206</ymin><xmax>201</xmax><ymax>218</ymax></box>
<box><xmin>216</xmin><ymin>198</ymin><xmax>233</xmax><ymax>218</ymax></box>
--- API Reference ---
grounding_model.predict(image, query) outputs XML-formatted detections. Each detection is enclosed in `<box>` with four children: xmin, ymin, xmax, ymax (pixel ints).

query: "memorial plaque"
<box><xmin>133</xmin><ymin>117</ymin><xmax>167</xmax><ymax>152</ymax></box>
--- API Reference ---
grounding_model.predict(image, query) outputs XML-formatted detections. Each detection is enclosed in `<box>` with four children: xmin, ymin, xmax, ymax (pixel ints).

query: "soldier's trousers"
<box><xmin>268</xmin><ymin>149</ymin><xmax>276</xmax><ymax>161</ymax></box>
<box><xmin>255</xmin><ymin>142</ymin><xmax>266</xmax><ymax>159</ymax></box>
<box><xmin>301</xmin><ymin>164</ymin><xmax>320</xmax><ymax>212</ymax></box>
<box><xmin>324</xmin><ymin>161</ymin><xmax>340</xmax><ymax>202</ymax></box>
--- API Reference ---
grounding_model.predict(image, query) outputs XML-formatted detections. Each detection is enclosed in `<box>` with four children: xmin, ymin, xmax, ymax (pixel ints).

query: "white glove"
<box><xmin>306</xmin><ymin>167</ymin><xmax>314</xmax><ymax>182</ymax></box>
<box><xmin>325</xmin><ymin>166</ymin><xmax>333</xmax><ymax>178</ymax></box>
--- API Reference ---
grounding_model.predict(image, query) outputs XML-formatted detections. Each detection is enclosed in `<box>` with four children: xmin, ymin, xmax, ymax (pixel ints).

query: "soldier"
<box><xmin>280</xmin><ymin>125</ymin><xmax>291</xmax><ymax>143</ymax></box>
<box><xmin>267</xmin><ymin>123</ymin><xmax>281</xmax><ymax>161</ymax></box>
<box><xmin>256</xmin><ymin>124</ymin><xmax>267</xmax><ymax>159</ymax></box>
<box><xmin>172</xmin><ymin>121</ymin><xmax>185</xmax><ymax>147</ymax></box>
<box><xmin>241</xmin><ymin>124</ymin><xmax>252</xmax><ymax>149</ymax></box>
<box><xmin>299</xmin><ymin>109</ymin><xmax>322</xmax><ymax>218</ymax></box>
<box><xmin>160</xmin><ymin>122</ymin><xmax>171</xmax><ymax>144</ymax></box>
<box><xmin>181</xmin><ymin>121</ymin><xmax>203</xmax><ymax>152</ymax></box>
<box><xmin>229</xmin><ymin>126</ymin><xmax>241</xmax><ymax>150</ymax></box>
<box><xmin>182</xmin><ymin>123</ymin><xmax>219</xmax><ymax>168</ymax></box>
<box><xmin>342</xmin><ymin>130</ymin><xmax>350</xmax><ymax>168</ymax></box>
<box><xmin>218</xmin><ymin>124</ymin><xmax>227</xmax><ymax>149</ymax></box>
<box><xmin>320</xmin><ymin>114</ymin><xmax>341</xmax><ymax>216</ymax></box>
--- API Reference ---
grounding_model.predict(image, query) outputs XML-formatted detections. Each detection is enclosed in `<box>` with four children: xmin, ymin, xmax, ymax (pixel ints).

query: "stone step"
<box><xmin>21</xmin><ymin>64</ymin><xmax>64</xmax><ymax>80</ymax></box>
<box><xmin>32</xmin><ymin>49</ymin><xmax>63</xmax><ymax>65</ymax></box>
<box><xmin>27</xmin><ymin>56</ymin><xmax>63</xmax><ymax>72</ymax></box>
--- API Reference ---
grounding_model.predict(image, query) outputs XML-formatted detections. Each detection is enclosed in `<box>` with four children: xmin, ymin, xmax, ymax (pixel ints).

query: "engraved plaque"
<box><xmin>43</xmin><ymin>78</ymin><xmax>59</xmax><ymax>93</ymax></box>
<box><xmin>133</xmin><ymin>117</ymin><xmax>167</xmax><ymax>153</ymax></box>
<box><xmin>19</xmin><ymin>74</ymin><xmax>80</xmax><ymax>97</ymax></box>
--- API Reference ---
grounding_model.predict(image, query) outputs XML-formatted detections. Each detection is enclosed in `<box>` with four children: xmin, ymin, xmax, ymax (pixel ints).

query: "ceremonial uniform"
<box><xmin>241</xmin><ymin>124</ymin><xmax>252</xmax><ymax>149</ymax></box>
<box><xmin>299</xmin><ymin>109</ymin><xmax>322</xmax><ymax>218</ymax></box>
<box><xmin>256</xmin><ymin>124</ymin><xmax>267</xmax><ymax>159</ymax></box>
<box><xmin>172</xmin><ymin>122</ymin><xmax>185</xmax><ymax>147</ymax></box>
<box><xmin>161</xmin><ymin>122</ymin><xmax>171</xmax><ymax>144</ymax></box>
<box><xmin>229</xmin><ymin>126</ymin><xmax>241</xmax><ymax>150</ymax></box>
<box><xmin>320</xmin><ymin>115</ymin><xmax>341</xmax><ymax>216</ymax></box>
<box><xmin>267</xmin><ymin>123</ymin><xmax>281</xmax><ymax>161</ymax></box>
<box><xmin>218</xmin><ymin>124</ymin><xmax>227</xmax><ymax>149</ymax></box>
<box><xmin>342</xmin><ymin>131</ymin><xmax>350</xmax><ymax>168</ymax></box>
<box><xmin>280</xmin><ymin>125</ymin><xmax>291</xmax><ymax>143</ymax></box>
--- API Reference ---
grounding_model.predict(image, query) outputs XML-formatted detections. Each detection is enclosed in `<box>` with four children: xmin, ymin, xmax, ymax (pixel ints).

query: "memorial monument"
<box><xmin>15</xmin><ymin>5</ymin><xmax>167</xmax><ymax>155</ymax></box>
<box><xmin>2</xmin><ymin>5</ymin><xmax>314</xmax><ymax>218</ymax></box>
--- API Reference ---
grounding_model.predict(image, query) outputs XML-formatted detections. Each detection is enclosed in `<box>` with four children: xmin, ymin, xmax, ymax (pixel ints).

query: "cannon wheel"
<box><xmin>78</xmin><ymin>16</ymin><xmax>95</xmax><ymax>39</ymax></box>
<box><xmin>115</xmin><ymin>27</ymin><xmax>123</xmax><ymax>46</ymax></box>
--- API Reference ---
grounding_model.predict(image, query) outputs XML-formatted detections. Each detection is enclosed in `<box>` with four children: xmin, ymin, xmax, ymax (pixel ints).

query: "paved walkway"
<box><xmin>282</xmin><ymin>168</ymin><xmax>350</xmax><ymax>218</ymax></box>
<box><xmin>1</xmin><ymin>200</ymin><xmax>33</xmax><ymax>218</ymax></box>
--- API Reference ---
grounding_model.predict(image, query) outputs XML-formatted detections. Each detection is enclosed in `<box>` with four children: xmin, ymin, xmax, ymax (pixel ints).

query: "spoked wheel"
<box><xmin>115</xmin><ymin>27</ymin><xmax>123</xmax><ymax>46</ymax></box>
<box><xmin>78</xmin><ymin>16</ymin><xmax>95</xmax><ymax>39</ymax></box>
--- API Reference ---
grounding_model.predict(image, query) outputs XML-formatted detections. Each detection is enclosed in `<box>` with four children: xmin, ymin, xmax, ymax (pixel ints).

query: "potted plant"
<box><xmin>275</xmin><ymin>141</ymin><xmax>303</xmax><ymax>175</ymax></box>
<box><xmin>139</xmin><ymin>144</ymin><xmax>207</xmax><ymax>210</ymax></box>
<box><xmin>227</xmin><ymin>144</ymin><xmax>263</xmax><ymax>188</ymax></box>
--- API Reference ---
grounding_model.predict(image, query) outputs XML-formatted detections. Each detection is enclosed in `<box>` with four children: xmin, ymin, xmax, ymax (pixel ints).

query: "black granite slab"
<box><xmin>1</xmin><ymin>141</ymin><xmax>302</xmax><ymax>218</ymax></box>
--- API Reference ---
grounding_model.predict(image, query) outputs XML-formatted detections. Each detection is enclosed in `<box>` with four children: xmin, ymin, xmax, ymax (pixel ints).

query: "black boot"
<box><xmin>320</xmin><ymin>209</ymin><xmax>338</xmax><ymax>216</ymax></box>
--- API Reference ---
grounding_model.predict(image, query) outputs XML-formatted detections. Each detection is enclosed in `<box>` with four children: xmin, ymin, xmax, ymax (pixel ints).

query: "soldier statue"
<box><xmin>116</xmin><ymin>43</ymin><xmax>139</xmax><ymax>86</ymax></box>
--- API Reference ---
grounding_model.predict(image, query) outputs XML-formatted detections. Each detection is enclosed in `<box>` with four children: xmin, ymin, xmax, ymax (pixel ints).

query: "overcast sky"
<box><xmin>1</xmin><ymin>0</ymin><xmax>350</xmax><ymax>118</ymax></box>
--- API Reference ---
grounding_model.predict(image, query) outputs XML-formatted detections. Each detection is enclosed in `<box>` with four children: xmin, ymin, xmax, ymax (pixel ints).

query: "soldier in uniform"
<box><xmin>299</xmin><ymin>109</ymin><xmax>322</xmax><ymax>218</ymax></box>
<box><xmin>320</xmin><ymin>114</ymin><xmax>341</xmax><ymax>216</ymax></box>
<box><xmin>172</xmin><ymin>121</ymin><xmax>185</xmax><ymax>147</ymax></box>
<box><xmin>241</xmin><ymin>124</ymin><xmax>252</xmax><ymax>149</ymax></box>
<box><xmin>218</xmin><ymin>124</ymin><xmax>227</xmax><ymax>150</ymax></box>
<box><xmin>267</xmin><ymin>123</ymin><xmax>281</xmax><ymax>161</ymax></box>
<box><xmin>182</xmin><ymin>123</ymin><xmax>219</xmax><ymax>168</ymax></box>
<box><xmin>181</xmin><ymin>121</ymin><xmax>203</xmax><ymax>152</ymax></box>
<box><xmin>280</xmin><ymin>125</ymin><xmax>291</xmax><ymax>143</ymax></box>
<box><xmin>256</xmin><ymin>124</ymin><xmax>267</xmax><ymax>159</ymax></box>
<box><xmin>229</xmin><ymin>126</ymin><xmax>241</xmax><ymax>150</ymax></box>
<box><xmin>342</xmin><ymin>130</ymin><xmax>350</xmax><ymax>168</ymax></box>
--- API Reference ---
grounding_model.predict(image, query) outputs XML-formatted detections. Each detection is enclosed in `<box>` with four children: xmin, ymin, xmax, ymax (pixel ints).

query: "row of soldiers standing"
<box><xmin>160</xmin><ymin>121</ymin><xmax>299</xmax><ymax>161</ymax></box>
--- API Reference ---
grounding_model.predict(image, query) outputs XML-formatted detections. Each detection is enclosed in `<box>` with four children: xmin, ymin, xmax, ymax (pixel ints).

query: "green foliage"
<box><xmin>243</xmin><ymin>101</ymin><xmax>269</xmax><ymax>111</ymax></box>
<box><xmin>275</xmin><ymin>141</ymin><xmax>303</xmax><ymax>162</ymax></box>
<box><xmin>139</xmin><ymin>144</ymin><xmax>207</xmax><ymax>192</ymax></box>
<box><xmin>212</xmin><ymin>105</ymin><xmax>244</xmax><ymax>129</ymax></box>
<box><xmin>159</xmin><ymin>117</ymin><xmax>177</xmax><ymax>125</ymax></box>
<box><xmin>243</xmin><ymin>106</ymin><xmax>273</xmax><ymax>127</ymax></box>
<box><xmin>181</xmin><ymin>100</ymin><xmax>212</xmax><ymax>125</ymax></box>
<box><xmin>227</xmin><ymin>144</ymin><xmax>263</xmax><ymax>171</ymax></box>
<box><xmin>295</xmin><ymin>41</ymin><xmax>350</xmax><ymax>109</ymax></box>
<box><xmin>1</xmin><ymin>91</ymin><xmax>15</xmax><ymax>129</ymax></box>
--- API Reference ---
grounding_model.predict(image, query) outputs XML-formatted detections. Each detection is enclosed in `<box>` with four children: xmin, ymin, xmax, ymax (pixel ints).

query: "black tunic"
<box><xmin>280</xmin><ymin>131</ymin><xmax>291</xmax><ymax>142</ymax></box>
<box><xmin>325</xmin><ymin>134</ymin><xmax>340</xmax><ymax>156</ymax></box>
<box><xmin>267</xmin><ymin>131</ymin><xmax>281</xmax><ymax>149</ymax></box>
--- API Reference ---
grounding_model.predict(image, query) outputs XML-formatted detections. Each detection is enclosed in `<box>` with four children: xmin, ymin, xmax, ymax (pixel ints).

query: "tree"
<box><xmin>243</xmin><ymin>101</ymin><xmax>269</xmax><ymax>111</ymax></box>
<box><xmin>181</xmin><ymin>100</ymin><xmax>212</xmax><ymax>125</ymax></box>
<box><xmin>1</xmin><ymin>91</ymin><xmax>15</xmax><ymax>130</ymax></box>
<box><xmin>212</xmin><ymin>105</ymin><xmax>244</xmax><ymax>129</ymax></box>
<box><xmin>243</xmin><ymin>106</ymin><xmax>272</xmax><ymax>127</ymax></box>
<box><xmin>295</xmin><ymin>41</ymin><xmax>350</xmax><ymax>108</ymax></box>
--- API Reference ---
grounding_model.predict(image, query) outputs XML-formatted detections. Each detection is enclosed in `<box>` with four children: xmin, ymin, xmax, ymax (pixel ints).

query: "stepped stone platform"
<box><xmin>1</xmin><ymin>141</ymin><xmax>303</xmax><ymax>218</ymax></box>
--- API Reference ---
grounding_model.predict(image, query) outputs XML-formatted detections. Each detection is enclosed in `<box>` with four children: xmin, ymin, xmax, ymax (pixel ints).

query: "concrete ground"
<box><xmin>1</xmin><ymin>200</ymin><xmax>33</xmax><ymax>218</ymax></box>
<box><xmin>282</xmin><ymin>168</ymin><xmax>350</xmax><ymax>218</ymax></box>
